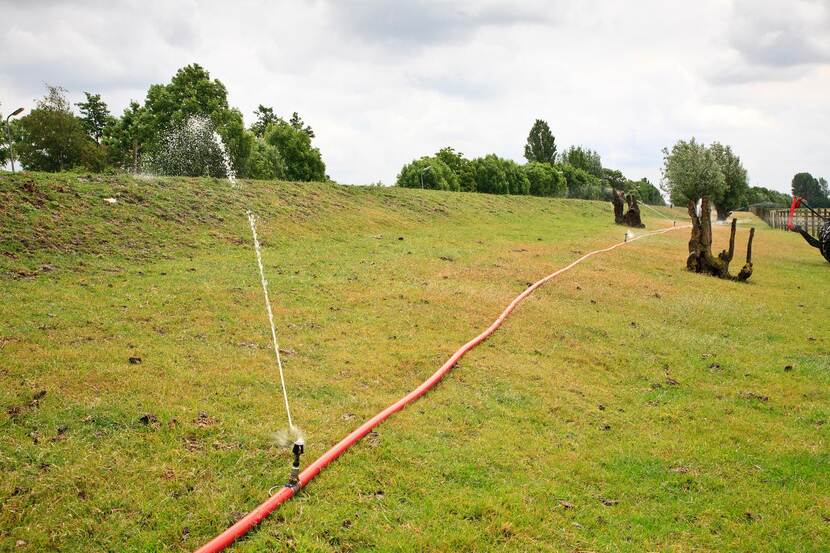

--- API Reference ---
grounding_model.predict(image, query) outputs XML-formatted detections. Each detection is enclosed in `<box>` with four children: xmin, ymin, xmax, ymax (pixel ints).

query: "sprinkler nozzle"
<box><xmin>286</xmin><ymin>439</ymin><xmax>305</xmax><ymax>488</ymax></box>
<box><xmin>292</xmin><ymin>440</ymin><xmax>304</xmax><ymax>462</ymax></box>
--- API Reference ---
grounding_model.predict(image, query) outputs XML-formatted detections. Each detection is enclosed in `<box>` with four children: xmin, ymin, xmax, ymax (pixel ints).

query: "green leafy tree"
<box><xmin>396</xmin><ymin>156</ymin><xmax>459</xmax><ymax>190</ymax></box>
<box><xmin>523</xmin><ymin>161</ymin><xmax>566</xmax><ymax>197</ymax></box>
<box><xmin>791</xmin><ymin>172</ymin><xmax>830</xmax><ymax>207</ymax></box>
<box><xmin>470</xmin><ymin>155</ymin><xmax>529</xmax><ymax>195</ymax></box>
<box><xmin>215</xmin><ymin>108</ymin><xmax>253</xmax><ymax>177</ymax></box>
<box><xmin>524</xmin><ymin>119</ymin><xmax>557</xmax><ymax>164</ymax></box>
<box><xmin>402</xmin><ymin>157</ymin><xmax>458</xmax><ymax>190</ymax></box>
<box><xmin>560</xmin><ymin>163</ymin><xmax>603</xmax><ymax>199</ymax></box>
<box><xmin>709</xmin><ymin>142</ymin><xmax>748</xmax><ymax>219</ymax></box>
<box><xmin>435</xmin><ymin>147</ymin><xmax>475</xmax><ymax>191</ymax></box>
<box><xmin>244</xmin><ymin>135</ymin><xmax>286</xmax><ymax>180</ymax></box>
<box><xmin>264</xmin><ymin>121</ymin><xmax>326</xmax><ymax>181</ymax></box>
<box><xmin>144</xmin><ymin>64</ymin><xmax>229</xmax><ymax>129</ymax></box>
<box><xmin>471</xmin><ymin>155</ymin><xmax>507</xmax><ymax>194</ymax></box>
<box><xmin>560</xmin><ymin>146</ymin><xmax>602</xmax><ymax>177</ymax></box>
<box><xmin>601</xmin><ymin>168</ymin><xmax>627</xmax><ymax>192</ymax></box>
<box><xmin>14</xmin><ymin>85</ymin><xmax>100</xmax><ymax>172</ymax></box>
<box><xmin>504</xmin><ymin>158</ymin><xmax>530</xmax><ymax>195</ymax></box>
<box><xmin>142</xmin><ymin>64</ymin><xmax>250</xmax><ymax>175</ymax></box>
<box><xmin>251</xmin><ymin>105</ymin><xmax>282</xmax><ymax>138</ymax></box>
<box><xmin>635</xmin><ymin>178</ymin><xmax>666</xmax><ymax>205</ymax></box>
<box><xmin>661</xmin><ymin>138</ymin><xmax>725</xmax><ymax>207</ymax></box>
<box><xmin>745</xmin><ymin>186</ymin><xmax>790</xmax><ymax>206</ymax></box>
<box><xmin>104</xmin><ymin>101</ymin><xmax>154</xmax><ymax>172</ymax></box>
<box><xmin>75</xmin><ymin>92</ymin><xmax>112</xmax><ymax>144</ymax></box>
<box><xmin>289</xmin><ymin>112</ymin><xmax>315</xmax><ymax>138</ymax></box>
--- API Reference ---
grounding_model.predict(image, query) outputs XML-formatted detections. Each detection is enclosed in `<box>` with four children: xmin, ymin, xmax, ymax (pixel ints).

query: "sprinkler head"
<box><xmin>286</xmin><ymin>439</ymin><xmax>305</xmax><ymax>488</ymax></box>
<box><xmin>292</xmin><ymin>440</ymin><xmax>304</xmax><ymax>458</ymax></box>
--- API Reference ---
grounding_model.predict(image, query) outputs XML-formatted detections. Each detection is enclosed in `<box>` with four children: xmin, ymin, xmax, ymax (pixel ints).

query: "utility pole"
<box><xmin>420</xmin><ymin>165</ymin><xmax>431</xmax><ymax>189</ymax></box>
<box><xmin>5</xmin><ymin>107</ymin><xmax>24</xmax><ymax>173</ymax></box>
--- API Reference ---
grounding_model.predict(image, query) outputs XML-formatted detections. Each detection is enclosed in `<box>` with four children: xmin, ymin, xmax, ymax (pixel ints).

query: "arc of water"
<box><xmin>246</xmin><ymin>210</ymin><xmax>294</xmax><ymax>430</ymax></box>
<box><xmin>208</xmin><ymin>121</ymin><xmax>296</xmax><ymax>431</ymax></box>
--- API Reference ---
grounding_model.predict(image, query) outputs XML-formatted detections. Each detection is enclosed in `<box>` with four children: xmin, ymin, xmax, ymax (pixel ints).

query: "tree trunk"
<box><xmin>612</xmin><ymin>189</ymin><xmax>625</xmax><ymax>224</ymax></box>
<box><xmin>611</xmin><ymin>189</ymin><xmax>645</xmax><ymax>228</ymax></box>
<box><xmin>686</xmin><ymin>197</ymin><xmax>754</xmax><ymax>281</ymax></box>
<box><xmin>623</xmin><ymin>194</ymin><xmax>645</xmax><ymax>228</ymax></box>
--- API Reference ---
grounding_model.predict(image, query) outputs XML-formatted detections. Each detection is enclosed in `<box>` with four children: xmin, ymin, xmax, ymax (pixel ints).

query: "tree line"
<box><xmin>397</xmin><ymin>121</ymin><xmax>812</xmax><ymax>212</ymax></box>
<box><xmin>2</xmin><ymin>68</ymin><xmax>823</xmax><ymax>208</ymax></box>
<box><xmin>1</xmin><ymin>64</ymin><xmax>327</xmax><ymax>181</ymax></box>
<box><xmin>396</xmin><ymin>119</ymin><xmax>666</xmax><ymax>205</ymax></box>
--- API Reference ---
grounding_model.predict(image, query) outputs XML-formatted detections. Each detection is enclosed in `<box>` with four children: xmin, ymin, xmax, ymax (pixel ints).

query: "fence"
<box><xmin>757</xmin><ymin>207</ymin><xmax>830</xmax><ymax>234</ymax></box>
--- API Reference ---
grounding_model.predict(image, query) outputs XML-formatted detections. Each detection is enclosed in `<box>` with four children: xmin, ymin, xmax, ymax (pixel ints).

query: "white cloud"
<box><xmin>1</xmin><ymin>0</ymin><xmax>829</xmax><ymax>191</ymax></box>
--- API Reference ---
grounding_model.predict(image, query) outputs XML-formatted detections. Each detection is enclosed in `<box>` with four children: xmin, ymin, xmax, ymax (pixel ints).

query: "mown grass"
<box><xmin>1</xmin><ymin>172</ymin><xmax>828</xmax><ymax>552</ymax></box>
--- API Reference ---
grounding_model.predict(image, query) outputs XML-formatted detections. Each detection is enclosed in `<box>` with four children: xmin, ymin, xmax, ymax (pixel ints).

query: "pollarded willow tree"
<box><xmin>663</xmin><ymin>139</ymin><xmax>754</xmax><ymax>281</ymax></box>
<box><xmin>611</xmin><ymin>189</ymin><xmax>644</xmax><ymax>228</ymax></box>
<box><xmin>661</xmin><ymin>138</ymin><xmax>725</xmax><ymax>205</ymax></box>
<box><xmin>661</xmin><ymin>138</ymin><xmax>748</xmax><ymax>220</ymax></box>
<box><xmin>687</xmin><ymin>197</ymin><xmax>754</xmax><ymax>281</ymax></box>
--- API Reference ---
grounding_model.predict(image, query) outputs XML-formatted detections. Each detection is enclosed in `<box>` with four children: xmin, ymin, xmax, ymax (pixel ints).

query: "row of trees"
<box><xmin>396</xmin><ymin>119</ymin><xmax>667</xmax><ymax>205</ymax></box>
<box><xmin>2</xmin><ymin>64</ymin><xmax>327</xmax><ymax>181</ymax></box>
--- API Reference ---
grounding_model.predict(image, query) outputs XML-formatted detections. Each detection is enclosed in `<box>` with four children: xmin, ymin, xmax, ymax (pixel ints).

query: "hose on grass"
<box><xmin>195</xmin><ymin>223</ymin><xmax>689</xmax><ymax>553</ymax></box>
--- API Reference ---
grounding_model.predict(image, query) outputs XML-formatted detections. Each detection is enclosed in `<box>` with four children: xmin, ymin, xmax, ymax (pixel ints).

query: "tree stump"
<box><xmin>611</xmin><ymin>189</ymin><xmax>645</xmax><ymax>228</ymax></box>
<box><xmin>686</xmin><ymin>197</ymin><xmax>754</xmax><ymax>281</ymax></box>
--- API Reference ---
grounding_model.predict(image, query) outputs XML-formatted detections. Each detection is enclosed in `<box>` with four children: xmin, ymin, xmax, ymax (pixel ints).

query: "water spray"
<box><xmin>207</xmin><ymin>125</ymin><xmax>305</xmax><ymax>489</ymax></box>
<box><xmin>246</xmin><ymin>209</ymin><xmax>305</xmax><ymax>482</ymax></box>
<box><xmin>640</xmin><ymin>201</ymin><xmax>683</xmax><ymax>226</ymax></box>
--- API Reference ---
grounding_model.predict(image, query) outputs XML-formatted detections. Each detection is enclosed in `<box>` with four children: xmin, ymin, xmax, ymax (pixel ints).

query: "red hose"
<box><xmin>195</xmin><ymin>225</ymin><xmax>685</xmax><ymax>553</ymax></box>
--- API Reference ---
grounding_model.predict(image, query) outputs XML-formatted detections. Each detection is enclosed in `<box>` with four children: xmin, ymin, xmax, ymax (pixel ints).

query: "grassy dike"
<box><xmin>1</xmin><ymin>173</ymin><xmax>828</xmax><ymax>551</ymax></box>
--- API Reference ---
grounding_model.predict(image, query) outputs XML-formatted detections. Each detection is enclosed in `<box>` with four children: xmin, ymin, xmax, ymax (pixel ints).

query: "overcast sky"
<box><xmin>1</xmin><ymin>0</ymin><xmax>829</xmax><ymax>191</ymax></box>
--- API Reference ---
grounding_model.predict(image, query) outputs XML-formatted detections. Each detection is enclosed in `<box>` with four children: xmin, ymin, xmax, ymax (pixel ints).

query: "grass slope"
<box><xmin>1</xmin><ymin>173</ymin><xmax>828</xmax><ymax>552</ymax></box>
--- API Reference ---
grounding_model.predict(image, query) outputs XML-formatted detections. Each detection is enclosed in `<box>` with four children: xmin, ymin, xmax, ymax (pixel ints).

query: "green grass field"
<box><xmin>1</xmin><ymin>173</ymin><xmax>828</xmax><ymax>552</ymax></box>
